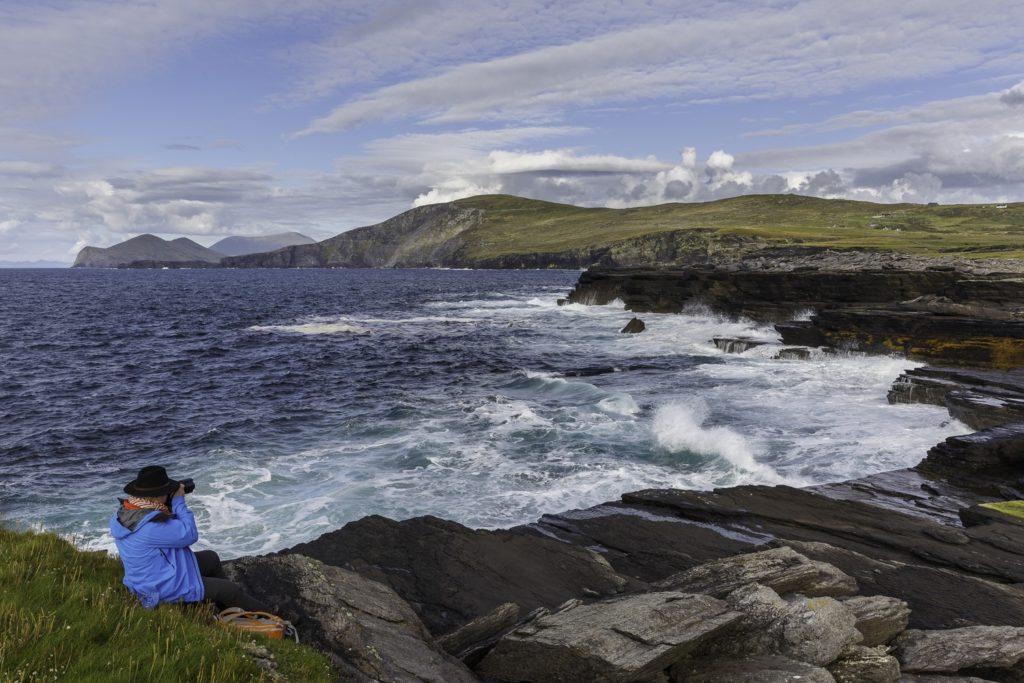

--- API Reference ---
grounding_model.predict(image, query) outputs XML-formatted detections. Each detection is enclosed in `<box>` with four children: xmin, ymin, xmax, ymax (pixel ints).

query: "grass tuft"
<box><xmin>980</xmin><ymin>500</ymin><xmax>1024</xmax><ymax>520</ymax></box>
<box><xmin>0</xmin><ymin>527</ymin><xmax>332</xmax><ymax>683</ymax></box>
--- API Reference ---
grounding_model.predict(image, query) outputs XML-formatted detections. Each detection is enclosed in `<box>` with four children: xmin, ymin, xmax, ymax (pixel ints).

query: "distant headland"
<box><xmin>71</xmin><ymin>194</ymin><xmax>1024</xmax><ymax>271</ymax></box>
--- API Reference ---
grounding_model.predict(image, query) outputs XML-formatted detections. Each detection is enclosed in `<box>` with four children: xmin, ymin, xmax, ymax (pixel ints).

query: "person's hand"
<box><xmin>172</xmin><ymin>483</ymin><xmax>186</xmax><ymax>498</ymax></box>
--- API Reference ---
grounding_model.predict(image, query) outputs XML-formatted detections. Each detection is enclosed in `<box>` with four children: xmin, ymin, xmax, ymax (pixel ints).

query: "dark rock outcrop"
<box><xmin>223</xmin><ymin>554</ymin><xmax>478</xmax><ymax>683</ymax></box>
<box><xmin>281</xmin><ymin>514</ymin><xmax>631</xmax><ymax>635</ymax></box>
<box><xmin>712</xmin><ymin>336</ymin><xmax>769</xmax><ymax>353</ymax></box>
<box><xmin>620</xmin><ymin>317</ymin><xmax>646</xmax><ymax>333</ymax></box>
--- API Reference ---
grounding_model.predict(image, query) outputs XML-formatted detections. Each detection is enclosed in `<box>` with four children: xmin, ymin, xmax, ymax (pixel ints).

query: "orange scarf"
<box><xmin>124</xmin><ymin>496</ymin><xmax>170</xmax><ymax>516</ymax></box>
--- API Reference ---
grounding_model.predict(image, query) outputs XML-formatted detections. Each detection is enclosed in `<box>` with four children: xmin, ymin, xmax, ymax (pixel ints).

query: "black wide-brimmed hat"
<box><xmin>124</xmin><ymin>465</ymin><xmax>179</xmax><ymax>497</ymax></box>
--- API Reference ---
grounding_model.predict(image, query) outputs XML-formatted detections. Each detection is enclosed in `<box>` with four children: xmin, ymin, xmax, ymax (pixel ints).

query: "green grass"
<box><xmin>450</xmin><ymin>194</ymin><xmax>1024</xmax><ymax>259</ymax></box>
<box><xmin>0</xmin><ymin>527</ymin><xmax>333</xmax><ymax>683</ymax></box>
<box><xmin>980</xmin><ymin>500</ymin><xmax>1024</xmax><ymax>520</ymax></box>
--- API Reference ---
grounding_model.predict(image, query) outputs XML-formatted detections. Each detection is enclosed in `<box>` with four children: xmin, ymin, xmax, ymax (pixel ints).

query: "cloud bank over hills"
<box><xmin>1</xmin><ymin>0</ymin><xmax>1022</xmax><ymax>260</ymax></box>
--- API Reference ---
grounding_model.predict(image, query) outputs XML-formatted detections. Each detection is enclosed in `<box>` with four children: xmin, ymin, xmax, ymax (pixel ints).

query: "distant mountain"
<box><xmin>73</xmin><ymin>234</ymin><xmax>224</xmax><ymax>268</ymax></box>
<box><xmin>209</xmin><ymin>232</ymin><xmax>315</xmax><ymax>257</ymax></box>
<box><xmin>0</xmin><ymin>260</ymin><xmax>71</xmax><ymax>268</ymax></box>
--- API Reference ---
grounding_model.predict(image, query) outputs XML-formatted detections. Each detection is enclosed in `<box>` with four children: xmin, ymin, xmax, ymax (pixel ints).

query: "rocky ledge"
<box><xmin>224</xmin><ymin>263</ymin><xmax>1024</xmax><ymax>682</ymax></box>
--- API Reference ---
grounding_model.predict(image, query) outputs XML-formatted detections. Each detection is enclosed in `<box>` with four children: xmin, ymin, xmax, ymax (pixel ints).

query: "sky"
<box><xmin>1</xmin><ymin>0</ymin><xmax>1023</xmax><ymax>262</ymax></box>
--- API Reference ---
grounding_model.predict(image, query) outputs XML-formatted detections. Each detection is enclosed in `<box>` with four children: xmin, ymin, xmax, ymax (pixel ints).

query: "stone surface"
<box><xmin>712</xmin><ymin>336</ymin><xmax>768</xmax><ymax>353</ymax></box>
<box><xmin>223</xmin><ymin>554</ymin><xmax>478</xmax><ymax>683</ymax></box>
<box><xmin>828</xmin><ymin>645</ymin><xmax>901</xmax><ymax>683</ymax></box>
<box><xmin>436</xmin><ymin>602</ymin><xmax>519</xmax><ymax>664</ymax></box>
<box><xmin>896</xmin><ymin>626</ymin><xmax>1024</xmax><ymax>673</ymax></box>
<box><xmin>901</xmin><ymin>676</ymin><xmax>1000</xmax><ymax>682</ymax></box>
<box><xmin>283</xmin><ymin>514</ymin><xmax>631</xmax><ymax>635</ymax></box>
<box><xmin>674</xmin><ymin>655</ymin><xmax>837</xmax><ymax>682</ymax></box>
<box><xmin>476</xmin><ymin>591</ymin><xmax>740</xmax><ymax>683</ymax></box>
<box><xmin>775</xmin><ymin>595</ymin><xmax>863</xmax><ymax>666</ymax></box>
<box><xmin>713</xmin><ymin>584</ymin><xmax>862</xmax><ymax>667</ymax></box>
<box><xmin>529</xmin><ymin>486</ymin><xmax>1024</xmax><ymax>631</ymax></box>
<box><xmin>621</xmin><ymin>317</ymin><xmax>646</xmax><ymax>333</ymax></box>
<box><xmin>655</xmin><ymin>547</ymin><xmax>857</xmax><ymax>599</ymax></box>
<box><xmin>841</xmin><ymin>595</ymin><xmax>911</xmax><ymax>646</ymax></box>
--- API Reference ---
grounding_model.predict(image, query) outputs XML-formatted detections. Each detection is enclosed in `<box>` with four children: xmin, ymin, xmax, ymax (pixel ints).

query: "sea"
<box><xmin>0</xmin><ymin>268</ymin><xmax>969</xmax><ymax>557</ymax></box>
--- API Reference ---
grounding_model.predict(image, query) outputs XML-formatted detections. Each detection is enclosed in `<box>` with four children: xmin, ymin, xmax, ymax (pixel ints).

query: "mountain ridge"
<box><xmin>222</xmin><ymin>193</ymin><xmax>1024</xmax><ymax>270</ymax></box>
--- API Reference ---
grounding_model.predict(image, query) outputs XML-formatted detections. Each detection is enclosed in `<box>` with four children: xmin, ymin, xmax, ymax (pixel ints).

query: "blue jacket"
<box><xmin>109</xmin><ymin>496</ymin><xmax>204</xmax><ymax>608</ymax></box>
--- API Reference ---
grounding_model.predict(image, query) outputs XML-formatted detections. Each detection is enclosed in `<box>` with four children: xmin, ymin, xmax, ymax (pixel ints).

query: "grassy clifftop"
<box><xmin>222</xmin><ymin>193</ymin><xmax>1024</xmax><ymax>269</ymax></box>
<box><xmin>451</xmin><ymin>194</ymin><xmax>1024</xmax><ymax>259</ymax></box>
<box><xmin>0</xmin><ymin>527</ymin><xmax>332</xmax><ymax>683</ymax></box>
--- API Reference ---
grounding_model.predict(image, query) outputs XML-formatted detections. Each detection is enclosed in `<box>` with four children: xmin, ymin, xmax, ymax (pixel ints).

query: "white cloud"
<box><xmin>296</xmin><ymin>0</ymin><xmax>1024</xmax><ymax>135</ymax></box>
<box><xmin>1002</xmin><ymin>80</ymin><xmax>1024</xmax><ymax>107</ymax></box>
<box><xmin>0</xmin><ymin>219</ymin><xmax>19</xmax><ymax>235</ymax></box>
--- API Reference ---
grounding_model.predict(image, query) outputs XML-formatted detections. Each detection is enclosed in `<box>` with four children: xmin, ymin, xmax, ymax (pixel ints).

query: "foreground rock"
<box><xmin>676</xmin><ymin>654</ymin><xmax>837</xmax><ymax>682</ymax></box>
<box><xmin>224</xmin><ymin>554</ymin><xmax>478</xmax><ymax>683</ymax></box>
<box><xmin>476</xmin><ymin>592</ymin><xmax>740</xmax><ymax>683</ymax></box>
<box><xmin>282</xmin><ymin>514</ymin><xmax>631</xmax><ymax>635</ymax></box>
<box><xmin>897</xmin><ymin>626</ymin><xmax>1024</xmax><ymax>675</ymax></box>
<box><xmin>528</xmin><ymin>482</ymin><xmax>1024</xmax><ymax>630</ymax></box>
<box><xmin>655</xmin><ymin>546</ymin><xmax>857</xmax><ymax>599</ymax></box>
<box><xmin>841</xmin><ymin>595</ymin><xmax>911</xmax><ymax>646</ymax></box>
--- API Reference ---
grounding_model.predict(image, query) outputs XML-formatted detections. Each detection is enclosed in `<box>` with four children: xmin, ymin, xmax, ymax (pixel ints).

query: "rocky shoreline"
<box><xmin>225</xmin><ymin>262</ymin><xmax>1024</xmax><ymax>682</ymax></box>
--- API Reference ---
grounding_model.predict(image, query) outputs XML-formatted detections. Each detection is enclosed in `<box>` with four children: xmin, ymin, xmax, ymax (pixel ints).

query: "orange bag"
<box><xmin>215</xmin><ymin>607</ymin><xmax>299</xmax><ymax>642</ymax></box>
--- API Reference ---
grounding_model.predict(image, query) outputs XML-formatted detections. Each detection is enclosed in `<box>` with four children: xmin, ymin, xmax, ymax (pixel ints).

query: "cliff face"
<box><xmin>222</xmin><ymin>203</ymin><xmax>487</xmax><ymax>268</ymax></box>
<box><xmin>565</xmin><ymin>266</ymin><xmax>1024</xmax><ymax>368</ymax></box>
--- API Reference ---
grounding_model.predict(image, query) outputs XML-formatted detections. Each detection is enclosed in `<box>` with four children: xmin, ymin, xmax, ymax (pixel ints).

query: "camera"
<box><xmin>180</xmin><ymin>478</ymin><xmax>196</xmax><ymax>494</ymax></box>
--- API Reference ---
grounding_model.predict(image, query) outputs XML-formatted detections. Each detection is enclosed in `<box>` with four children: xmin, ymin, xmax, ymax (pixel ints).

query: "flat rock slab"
<box><xmin>477</xmin><ymin>591</ymin><xmax>741</xmax><ymax>683</ymax></box>
<box><xmin>897</xmin><ymin>626</ymin><xmax>1024</xmax><ymax>673</ymax></box>
<box><xmin>283</xmin><ymin>514</ymin><xmax>631</xmax><ymax>635</ymax></box>
<box><xmin>224</xmin><ymin>554</ymin><xmax>477</xmax><ymax>683</ymax></box>
<box><xmin>674</xmin><ymin>654</ymin><xmax>837</xmax><ymax>682</ymax></box>
<box><xmin>655</xmin><ymin>546</ymin><xmax>856</xmax><ymax>598</ymax></box>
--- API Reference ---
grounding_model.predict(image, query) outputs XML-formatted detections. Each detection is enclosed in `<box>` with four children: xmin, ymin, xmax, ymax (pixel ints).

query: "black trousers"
<box><xmin>195</xmin><ymin>549</ymin><xmax>271</xmax><ymax>613</ymax></box>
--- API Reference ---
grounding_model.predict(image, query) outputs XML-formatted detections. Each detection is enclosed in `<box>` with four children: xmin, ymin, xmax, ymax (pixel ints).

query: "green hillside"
<box><xmin>451</xmin><ymin>194</ymin><xmax>1024</xmax><ymax>259</ymax></box>
<box><xmin>222</xmin><ymin>194</ymin><xmax>1024</xmax><ymax>269</ymax></box>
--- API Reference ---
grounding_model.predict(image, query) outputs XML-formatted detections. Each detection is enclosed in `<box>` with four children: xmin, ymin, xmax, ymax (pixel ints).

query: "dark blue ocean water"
<box><xmin>0</xmin><ymin>268</ymin><xmax>965</xmax><ymax>556</ymax></box>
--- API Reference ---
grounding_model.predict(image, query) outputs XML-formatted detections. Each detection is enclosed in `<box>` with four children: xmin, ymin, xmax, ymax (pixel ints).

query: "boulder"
<box><xmin>283</xmin><ymin>514</ymin><xmax>631</xmax><ymax>635</ymax></box>
<box><xmin>621</xmin><ymin>317</ymin><xmax>646</xmax><ymax>333</ymax></box>
<box><xmin>223</xmin><ymin>554</ymin><xmax>478</xmax><ymax>683</ymax></box>
<box><xmin>775</xmin><ymin>595</ymin><xmax>863</xmax><ymax>666</ymax></box>
<box><xmin>673</xmin><ymin>654</ymin><xmax>837</xmax><ymax>682</ymax></box>
<box><xmin>476</xmin><ymin>592</ymin><xmax>741</xmax><ymax>683</ymax></box>
<box><xmin>828</xmin><ymin>645</ymin><xmax>901</xmax><ymax>683</ymax></box>
<box><xmin>896</xmin><ymin>626</ymin><xmax>1024</xmax><ymax>673</ymax></box>
<box><xmin>841</xmin><ymin>595</ymin><xmax>911</xmax><ymax>646</ymax></box>
<box><xmin>716</xmin><ymin>584</ymin><xmax>863</xmax><ymax>667</ymax></box>
<box><xmin>655</xmin><ymin>547</ymin><xmax>857</xmax><ymax>599</ymax></box>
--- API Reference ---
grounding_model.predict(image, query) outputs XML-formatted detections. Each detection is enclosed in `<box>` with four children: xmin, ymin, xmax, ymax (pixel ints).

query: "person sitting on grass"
<box><xmin>110</xmin><ymin>465</ymin><xmax>270</xmax><ymax>613</ymax></box>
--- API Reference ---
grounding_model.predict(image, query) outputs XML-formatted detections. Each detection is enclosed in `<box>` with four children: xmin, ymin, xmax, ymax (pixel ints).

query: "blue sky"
<box><xmin>1</xmin><ymin>0</ymin><xmax>1023</xmax><ymax>262</ymax></box>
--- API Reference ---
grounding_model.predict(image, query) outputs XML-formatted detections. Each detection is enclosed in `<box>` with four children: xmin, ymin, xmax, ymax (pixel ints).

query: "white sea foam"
<box><xmin>249</xmin><ymin>321</ymin><xmax>369</xmax><ymax>335</ymax></box>
<box><xmin>652</xmin><ymin>401</ymin><xmax>787</xmax><ymax>484</ymax></box>
<box><xmin>59</xmin><ymin>281</ymin><xmax>973</xmax><ymax>557</ymax></box>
